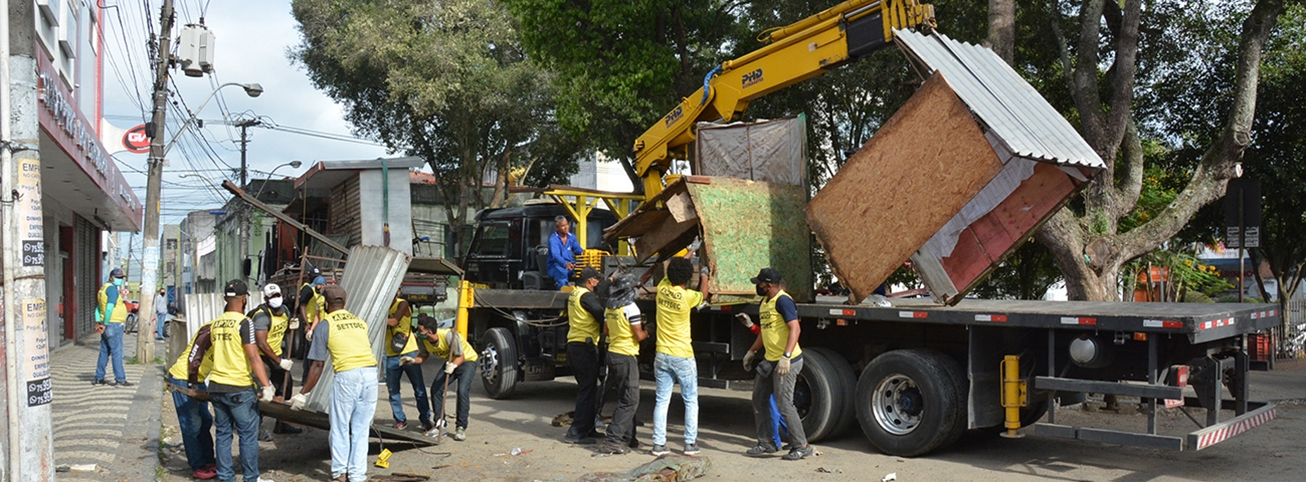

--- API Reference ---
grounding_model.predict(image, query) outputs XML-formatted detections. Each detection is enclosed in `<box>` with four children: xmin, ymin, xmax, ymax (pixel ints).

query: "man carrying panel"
<box><xmin>166</xmin><ymin>319</ymin><xmax>217</xmax><ymax>479</ymax></box>
<box><xmin>651</xmin><ymin>257</ymin><xmax>710</xmax><ymax>456</ymax></box>
<box><xmin>742</xmin><ymin>268</ymin><xmax>812</xmax><ymax>461</ymax></box>
<box><xmin>563</xmin><ymin>267</ymin><xmax>607</xmax><ymax>445</ymax></box>
<box><xmin>251</xmin><ymin>283</ymin><xmax>300</xmax><ymax>437</ymax></box>
<box><xmin>384</xmin><ymin>292</ymin><xmax>432</xmax><ymax>431</ymax></box>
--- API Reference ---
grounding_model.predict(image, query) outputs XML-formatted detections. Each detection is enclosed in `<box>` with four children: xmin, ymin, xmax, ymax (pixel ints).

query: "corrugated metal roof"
<box><xmin>895</xmin><ymin>30</ymin><xmax>1105</xmax><ymax>169</ymax></box>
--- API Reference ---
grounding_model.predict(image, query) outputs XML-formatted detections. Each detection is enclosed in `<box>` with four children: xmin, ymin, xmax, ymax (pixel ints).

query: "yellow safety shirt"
<box><xmin>385</xmin><ymin>298</ymin><xmax>418</xmax><ymax>357</ymax></box>
<box><xmin>567</xmin><ymin>287</ymin><xmax>600</xmax><ymax>344</ymax></box>
<box><xmin>207</xmin><ymin>311</ymin><xmax>258</xmax><ymax>388</ymax></box>
<box><xmin>655</xmin><ymin>279</ymin><xmax>702</xmax><ymax>359</ymax></box>
<box><xmin>323</xmin><ymin>309</ymin><xmax>377</xmax><ymax>373</ymax></box>
<box><xmin>97</xmin><ymin>283</ymin><xmax>129</xmax><ymax>323</ymax></box>
<box><xmin>605</xmin><ymin>304</ymin><xmax>643</xmax><ymax>357</ymax></box>
<box><xmin>759</xmin><ymin>290</ymin><xmax>802</xmax><ymax>362</ymax></box>
<box><xmin>168</xmin><ymin>323</ymin><xmax>214</xmax><ymax>382</ymax></box>
<box><xmin>252</xmin><ymin>305</ymin><xmax>290</xmax><ymax>357</ymax></box>
<box><xmin>419</xmin><ymin>328</ymin><xmax>479</xmax><ymax>362</ymax></box>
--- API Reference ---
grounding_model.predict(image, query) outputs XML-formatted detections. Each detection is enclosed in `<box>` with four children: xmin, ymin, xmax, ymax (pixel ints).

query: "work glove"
<box><xmin>289</xmin><ymin>393</ymin><xmax>308</xmax><ymax>411</ymax></box>
<box><xmin>444</xmin><ymin>362</ymin><xmax>457</xmax><ymax>375</ymax></box>
<box><xmin>742</xmin><ymin>350</ymin><xmax>756</xmax><ymax>372</ymax></box>
<box><xmin>278</xmin><ymin>358</ymin><xmax>294</xmax><ymax>371</ymax></box>
<box><xmin>288</xmin><ymin>317</ymin><xmax>301</xmax><ymax>330</ymax></box>
<box><xmin>399</xmin><ymin>356</ymin><xmax>416</xmax><ymax>366</ymax></box>
<box><xmin>260</xmin><ymin>385</ymin><xmax>275</xmax><ymax>403</ymax></box>
<box><xmin>776</xmin><ymin>356</ymin><xmax>791</xmax><ymax>377</ymax></box>
<box><xmin>303</xmin><ymin>327</ymin><xmax>313</xmax><ymax>342</ymax></box>
<box><xmin>735</xmin><ymin>313</ymin><xmax>754</xmax><ymax>330</ymax></box>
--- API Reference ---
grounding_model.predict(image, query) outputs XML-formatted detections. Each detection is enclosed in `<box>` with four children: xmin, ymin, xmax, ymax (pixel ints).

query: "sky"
<box><xmin>102</xmin><ymin>0</ymin><xmax>392</xmax><ymax>227</ymax></box>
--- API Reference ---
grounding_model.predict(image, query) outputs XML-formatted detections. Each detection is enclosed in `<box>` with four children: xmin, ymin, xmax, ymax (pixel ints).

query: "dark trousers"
<box><xmin>430</xmin><ymin>361</ymin><xmax>477</xmax><ymax>430</ymax></box>
<box><xmin>604</xmin><ymin>353</ymin><xmax>639</xmax><ymax>447</ymax></box>
<box><xmin>752</xmin><ymin>357</ymin><xmax>807</xmax><ymax>449</ymax></box>
<box><xmin>565</xmin><ymin>342</ymin><xmax>600</xmax><ymax>439</ymax></box>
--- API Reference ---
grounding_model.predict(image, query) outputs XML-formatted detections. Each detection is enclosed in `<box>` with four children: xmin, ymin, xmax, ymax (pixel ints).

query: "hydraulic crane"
<box><xmin>630</xmin><ymin>0</ymin><xmax>935</xmax><ymax>199</ymax></box>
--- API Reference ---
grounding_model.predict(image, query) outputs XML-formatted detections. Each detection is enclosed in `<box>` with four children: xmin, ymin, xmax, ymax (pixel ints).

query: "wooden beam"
<box><xmin>222</xmin><ymin>180</ymin><xmax>349</xmax><ymax>255</ymax></box>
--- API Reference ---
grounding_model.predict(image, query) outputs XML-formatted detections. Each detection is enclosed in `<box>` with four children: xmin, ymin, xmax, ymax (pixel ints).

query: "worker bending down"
<box><xmin>404</xmin><ymin>315</ymin><xmax>479</xmax><ymax>441</ymax></box>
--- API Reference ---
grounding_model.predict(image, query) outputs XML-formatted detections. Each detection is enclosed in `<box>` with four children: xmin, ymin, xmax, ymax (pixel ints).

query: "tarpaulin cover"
<box><xmin>694</xmin><ymin>115</ymin><xmax>806</xmax><ymax>187</ymax></box>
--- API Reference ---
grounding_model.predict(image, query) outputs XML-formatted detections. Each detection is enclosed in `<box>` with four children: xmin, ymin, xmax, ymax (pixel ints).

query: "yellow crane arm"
<box><xmin>630</xmin><ymin>0</ymin><xmax>935</xmax><ymax>198</ymax></box>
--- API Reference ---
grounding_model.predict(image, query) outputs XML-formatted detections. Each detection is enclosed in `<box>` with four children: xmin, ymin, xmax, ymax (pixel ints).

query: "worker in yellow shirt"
<box><xmin>251</xmin><ymin>283</ymin><xmax>300</xmax><ymax>438</ymax></box>
<box><xmin>165</xmin><ymin>320</ymin><xmax>217</xmax><ymax>480</ymax></box>
<box><xmin>385</xmin><ymin>291</ymin><xmax>432</xmax><ymax>431</ymax></box>
<box><xmin>742</xmin><ymin>268</ymin><xmax>811</xmax><ymax>460</ymax></box>
<box><xmin>93</xmin><ymin>267</ymin><xmax>130</xmax><ymax>387</ymax></box>
<box><xmin>600</xmin><ymin>274</ymin><xmax>647</xmax><ymax>455</ymax></box>
<box><xmin>651</xmin><ymin>257</ymin><xmax>710</xmax><ymax>456</ymax></box>
<box><xmin>562</xmin><ymin>267</ymin><xmax>607</xmax><ymax>444</ymax></box>
<box><xmin>403</xmin><ymin>315</ymin><xmax>479</xmax><ymax>441</ymax></box>
<box><xmin>291</xmin><ymin>284</ymin><xmax>379</xmax><ymax>482</ymax></box>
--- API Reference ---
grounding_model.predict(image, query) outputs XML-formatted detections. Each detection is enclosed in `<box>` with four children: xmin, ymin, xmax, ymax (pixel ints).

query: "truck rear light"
<box><xmin>1167</xmin><ymin>364</ymin><xmax>1189</xmax><ymax>387</ymax></box>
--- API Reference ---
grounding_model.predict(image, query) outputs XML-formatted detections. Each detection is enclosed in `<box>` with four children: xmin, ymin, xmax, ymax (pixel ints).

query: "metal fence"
<box><xmin>1281</xmin><ymin>299</ymin><xmax>1305</xmax><ymax>359</ymax></box>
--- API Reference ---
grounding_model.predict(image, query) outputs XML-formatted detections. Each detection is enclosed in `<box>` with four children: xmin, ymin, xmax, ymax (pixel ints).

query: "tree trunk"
<box><xmin>985</xmin><ymin>0</ymin><xmax>1015</xmax><ymax>64</ymax></box>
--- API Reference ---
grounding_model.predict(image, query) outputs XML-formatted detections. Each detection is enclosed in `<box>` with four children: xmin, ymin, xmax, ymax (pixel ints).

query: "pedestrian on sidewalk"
<box><xmin>562</xmin><ymin>267</ymin><xmax>606</xmax><ymax>445</ymax></box>
<box><xmin>651</xmin><ymin>257</ymin><xmax>710</xmax><ymax>457</ymax></box>
<box><xmin>407</xmin><ymin>314</ymin><xmax>478</xmax><ymax>441</ymax></box>
<box><xmin>250</xmin><ymin>283</ymin><xmax>300</xmax><ymax>438</ymax></box>
<box><xmin>155</xmin><ymin>288</ymin><xmax>170</xmax><ymax>340</ymax></box>
<box><xmin>93</xmin><ymin>267</ymin><xmax>130</xmax><ymax>387</ymax></box>
<box><xmin>600</xmin><ymin>274</ymin><xmax>647</xmax><ymax>455</ymax></box>
<box><xmin>291</xmin><ymin>284</ymin><xmax>379</xmax><ymax>482</ymax></box>
<box><xmin>742</xmin><ymin>268</ymin><xmax>812</xmax><ymax>461</ymax></box>
<box><xmin>166</xmin><ymin>317</ymin><xmax>217</xmax><ymax>479</ymax></box>
<box><xmin>191</xmin><ymin>279</ymin><xmax>276</xmax><ymax>482</ymax></box>
<box><xmin>384</xmin><ymin>292</ymin><xmax>431</xmax><ymax>432</ymax></box>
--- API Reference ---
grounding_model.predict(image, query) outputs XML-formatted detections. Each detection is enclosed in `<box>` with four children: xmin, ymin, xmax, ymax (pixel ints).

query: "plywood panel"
<box><xmin>687</xmin><ymin>178</ymin><xmax>812</xmax><ymax>302</ymax></box>
<box><xmin>806</xmin><ymin>73</ymin><xmax>1003</xmax><ymax>303</ymax></box>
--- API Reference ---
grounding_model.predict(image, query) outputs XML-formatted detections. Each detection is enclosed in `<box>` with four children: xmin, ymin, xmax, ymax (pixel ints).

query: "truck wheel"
<box><xmin>856</xmin><ymin>349</ymin><xmax>967</xmax><ymax>457</ymax></box>
<box><xmin>480</xmin><ymin>327</ymin><xmax>519</xmax><ymax>399</ymax></box>
<box><xmin>796</xmin><ymin>348</ymin><xmax>857</xmax><ymax>442</ymax></box>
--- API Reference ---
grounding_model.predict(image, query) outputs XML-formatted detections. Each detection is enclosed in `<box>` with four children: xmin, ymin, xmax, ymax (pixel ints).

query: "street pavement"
<box><xmin>51</xmin><ymin>332</ymin><xmax>165</xmax><ymax>482</ymax></box>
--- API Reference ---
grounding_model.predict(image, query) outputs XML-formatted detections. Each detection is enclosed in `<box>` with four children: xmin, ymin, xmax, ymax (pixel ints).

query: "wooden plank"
<box><xmin>806</xmin><ymin>73</ymin><xmax>1003</xmax><ymax>304</ymax></box>
<box><xmin>665</xmin><ymin>192</ymin><xmax>698</xmax><ymax>223</ymax></box>
<box><xmin>222</xmin><ymin>181</ymin><xmax>349</xmax><ymax>255</ymax></box>
<box><xmin>634</xmin><ymin>215</ymin><xmax>699</xmax><ymax>263</ymax></box>
<box><xmin>687</xmin><ymin>178</ymin><xmax>813</xmax><ymax>302</ymax></box>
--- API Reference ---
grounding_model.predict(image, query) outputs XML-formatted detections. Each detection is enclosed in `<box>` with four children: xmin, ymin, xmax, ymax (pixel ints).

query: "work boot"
<box><xmin>746</xmin><ymin>443</ymin><xmax>778</xmax><ymax>457</ymax></box>
<box><xmin>562</xmin><ymin>434</ymin><xmax>596</xmax><ymax>445</ymax></box>
<box><xmin>781</xmin><ymin>445</ymin><xmax>814</xmax><ymax>461</ymax></box>
<box><xmin>420</xmin><ymin>420</ymin><xmax>435</xmax><ymax>432</ymax></box>
<box><xmin>452</xmin><ymin>427</ymin><xmax>466</xmax><ymax>441</ymax></box>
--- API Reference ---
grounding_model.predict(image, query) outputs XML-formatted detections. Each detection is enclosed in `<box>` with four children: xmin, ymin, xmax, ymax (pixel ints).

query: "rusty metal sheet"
<box><xmin>685</xmin><ymin>178</ymin><xmax>812</xmax><ymax>302</ymax></box>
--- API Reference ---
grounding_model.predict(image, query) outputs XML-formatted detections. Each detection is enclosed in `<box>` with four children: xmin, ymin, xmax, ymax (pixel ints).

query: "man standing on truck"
<box><xmin>548</xmin><ymin>215</ymin><xmax>585</xmax><ymax>290</ymax></box>
<box><xmin>601</xmin><ymin>274</ymin><xmax>647</xmax><ymax>454</ymax></box>
<box><xmin>742</xmin><ymin>268</ymin><xmax>813</xmax><ymax>461</ymax></box>
<box><xmin>651</xmin><ymin>257</ymin><xmax>710</xmax><ymax>456</ymax></box>
<box><xmin>384</xmin><ymin>291</ymin><xmax>432</xmax><ymax>432</ymax></box>
<box><xmin>563</xmin><ymin>267</ymin><xmax>608</xmax><ymax>444</ymax></box>
<box><xmin>405</xmin><ymin>314</ymin><xmax>479</xmax><ymax>441</ymax></box>
<box><xmin>291</xmin><ymin>284</ymin><xmax>379</xmax><ymax>482</ymax></box>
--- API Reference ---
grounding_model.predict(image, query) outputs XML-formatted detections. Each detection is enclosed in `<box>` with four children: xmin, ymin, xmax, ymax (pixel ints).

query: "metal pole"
<box><xmin>1238</xmin><ymin>186</ymin><xmax>1245</xmax><ymax>303</ymax></box>
<box><xmin>138</xmin><ymin>0</ymin><xmax>177</xmax><ymax>363</ymax></box>
<box><xmin>2</xmin><ymin>1</ymin><xmax>56</xmax><ymax>478</ymax></box>
<box><xmin>236</xmin><ymin>120</ymin><xmax>258</xmax><ymax>284</ymax></box>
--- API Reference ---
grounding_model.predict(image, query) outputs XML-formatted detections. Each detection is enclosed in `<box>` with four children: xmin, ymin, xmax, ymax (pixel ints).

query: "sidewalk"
<box><xmin>51</xmin><ymin>332</ymin><xmax>165</xmax><ymax>481</ymax></box>
<box><xmin>1250</xmin><ymin>357</ymin><xmax>1306</xmax><ymax>403</ymax></box>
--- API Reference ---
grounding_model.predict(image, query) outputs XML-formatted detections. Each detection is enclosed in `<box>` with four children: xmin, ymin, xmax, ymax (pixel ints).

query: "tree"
<box><xmin>984</xmin><ymin>0</ymin><xmax>1286</xmax><ymax>301</ymax></box>
<box><xmin>290</xmin><ymin>0</ymin><xmax>580</xmax><ymax>253</ymax></box>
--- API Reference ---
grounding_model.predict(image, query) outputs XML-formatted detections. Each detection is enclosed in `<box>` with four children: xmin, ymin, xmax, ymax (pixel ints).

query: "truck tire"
<box><xmin>856</xmin><ymin>349</ymin><xmax>967</xmax><ymax>457</ymax></box>
<box><xmin>480</xmin><ymin>327</ymin><xmax>519</xmax><ymax>399</ymax></box>
<box><xmin>796</xmin><ymin>348</ymin><xmax>857</xmax><ymax>442</ymax></box>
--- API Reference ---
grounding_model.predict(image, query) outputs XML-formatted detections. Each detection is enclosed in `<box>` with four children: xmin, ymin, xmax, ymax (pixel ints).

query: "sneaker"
<box><xmin>256</xmin><ymin>478</ymin><xmax>275</xmax><ymax>482</ymax></box>
<box><xmin>562</xmin><ymin>434</ymin><xmax>597</xmax><ymax>445</ymax></box>
<box><xmin>116</xmin><ymin>381</ymin><xmax>133</xmax><ymax>388</ymax></box>
<box><xmin>650</xmin><ymin>444</ymin><xmax>670</xmax><ymax>456</ymax></box>
<box><xmin>683</xmin><ymin>443</ymin><xmax>701</xmax><ymax>456</ymax></box>
<box><xmin>452</xmin><ymin>427</ymin><xmax>466</xmax><ymax>441</ymax></box>
<box><xmin>192</xmin><ymin>466</ymin><xmax>217</xmax><ymax>480</ymax></box>
<box><xmin>781</xmin><ymin>445</ymin><xmax>814</xmax><ymax>461</ymax></box>
<box><xmin>393</xmin><ymin>421</ymin><xmax>408</xmax><ymax>430</ymax></box>
<box><xmin>746</xmin><ymin>444</ymin><xmax>779</xmax><ymax>457</ymax></box>
<box><xmin>258</xmin><ymin>429</ymin><xmax>274</xmax><ymax>442</ymax></box>
<box><xmin>627</xmin><ymin>438</ymin><xmax>641</xmax><ymax>449</ymax></box>
<box><xmin>423</xmin><ymin>427</ymin><xmax>441</xmax><ymax>438</ymax></box>
<box><xmin>92</xmin><ymin>379</ymin><xmax>106</xmax><ymax>387</ymax></box>
<box><xmin>600</xmin><ymin>443</ymin><xmax>630</xmax><ymax>455</ymax></box>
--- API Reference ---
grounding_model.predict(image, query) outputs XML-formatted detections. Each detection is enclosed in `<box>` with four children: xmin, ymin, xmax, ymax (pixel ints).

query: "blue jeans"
<box><xmin>385</xmin><ymin>352</ymin><xmax>430</xmax><ymax>425</ymax></box>
<box><xmin>652</xmin><ymin>353</ymin><xmax>699</xmax><ymax>446</ymax></box>
<box><xmin>156</xmin><ymin>312</ymin><xmax>169</xmax><ymax>338</ymax></box>
<box><xmin>211</xmin><ymin>388</ymin><xmax>260</xmax><ymax>482</ymax></box>
<box><xmin>168</xmin><ymin>375</ymin><xmax>215</xmax><ymax>470</ymax></box>
<box><xmin>331</xmin><ymin>366</ymin><xmax>378</xmax><ymax>482</ymax></box>
<box><xmin>95</xmin><ymin>322</ymin><xmax>126</xmax><ymax>383</ymax></box>
<box><xmin>430</xmin><ymin>361</ymin><xmax>477</xmax><ymax>430</ymax></box>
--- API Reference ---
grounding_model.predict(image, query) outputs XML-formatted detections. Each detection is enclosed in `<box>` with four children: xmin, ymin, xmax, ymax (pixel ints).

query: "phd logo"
<box><xmin>742</xmin><ymin>69</ymin><xmax>764</xmax><ymax>88</ymax></box>
<box><xmin>123</xmin><ymin>125</ymin><xmax>151</xmax><ymax>154</ymax></box>
<box><xmin>664</xmin><ymin>105</ymin><xmax>684</xmax><ymax>127</ymax></box>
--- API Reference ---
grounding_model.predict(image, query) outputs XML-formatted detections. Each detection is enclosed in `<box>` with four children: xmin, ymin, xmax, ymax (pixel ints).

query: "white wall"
<box><xmin>358</xmin><ymin>169</ymin><xmax>414</xmax><ymax>256</ymax></box>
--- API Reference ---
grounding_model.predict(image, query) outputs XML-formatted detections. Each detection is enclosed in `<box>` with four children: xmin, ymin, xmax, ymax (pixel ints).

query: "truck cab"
<box><xmin>463</xmin><ymin>202</ymin><xmax>619</xmax><ymax>290</ymax></box>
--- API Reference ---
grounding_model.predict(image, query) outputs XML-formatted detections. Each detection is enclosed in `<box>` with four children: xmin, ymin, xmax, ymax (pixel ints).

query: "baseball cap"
<box><xmin>224</xmin><ymin>279</ymin><xmax>249</xmax><ymax>297</ymax></box>
<box><xmin>579</xmin><ymin>266</ymin><xmax>601</xmax><ymax>282</ymax></box>
<box><xmin>750</xmin><ymin>268</ymin><xmax>782</xmax><ymax>284</ymax></box>
<box><xmin>262</xmin><ymin>283</ymin><xmax>282</xmax><ymax>298</ymax></box>
<box><xmin>318</xmin><ymin>284</ymin><xmax>346</xmax><ymax>305</ymax></box>
<box><xmin>110</xmin><ymin>268</ymin><xmax>125</xmax><ymax>278</ymax></box>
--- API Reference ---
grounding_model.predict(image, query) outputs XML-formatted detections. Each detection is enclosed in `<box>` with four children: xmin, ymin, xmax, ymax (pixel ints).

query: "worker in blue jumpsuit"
<box><xmin>547</xmin><ymin>215</ymin><xmax>584</xmax><ymax>290</ymax></box>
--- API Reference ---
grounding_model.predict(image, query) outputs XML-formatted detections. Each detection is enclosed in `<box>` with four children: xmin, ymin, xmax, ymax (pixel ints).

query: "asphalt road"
<box><xmin>160</xmin><ymin>361</ymin><xmax>1306</xmax><ymax>482</ymax></box>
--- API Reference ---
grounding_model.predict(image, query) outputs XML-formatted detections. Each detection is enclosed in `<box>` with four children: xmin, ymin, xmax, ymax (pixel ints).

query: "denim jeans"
<box><xmin>156</xmin><ymin>312</ymin><xmax>169</xmax><ymax>338</ymax></box>
<box><xmin>752</xmin><ymin>356</ymin><xmax>807</xmax><ymax>448</ymax></box>
<box><xmin>168</xmin><ymin>375</ymin><xmax>215</xmax><ymax>470</ymax></box>
<box><xmin>211</xmin><ymin>388</ymin><xmax>260</xmax><ymax>482</ymax></box>
<box><xmin>331</xmin><ymin>366</ymin><xmax>378</xmax><ymax>482</ymax></box>
<box><xmin>652</xmin><ymin>353</ymin><xmax>699</xmax><ymax>446</ymax></box>
<box><xmin>95</xmin><ymin>322</ymin><xmax>126</xmax><ymax>383</ymax></box>
<box><xmin>385</xmin><ymin>352</ymin><xmax>430</xmax><ymax>425</ymax></box>
<box><xmin>430</xmin><ymin>361</ymin><xmax>477</xmax><ymax>430</ymax></box>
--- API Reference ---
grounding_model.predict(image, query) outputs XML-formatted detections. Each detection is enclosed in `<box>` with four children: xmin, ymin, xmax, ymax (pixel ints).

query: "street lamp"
<box><xmin>253</xmin><ymin>160</ymin><xmax>303</xmax><ymax>199</ymax></box>
<box><xmin>163</xmin><ymin>82</ymin><xmax>263</xmax><ymax>156</ymax></box>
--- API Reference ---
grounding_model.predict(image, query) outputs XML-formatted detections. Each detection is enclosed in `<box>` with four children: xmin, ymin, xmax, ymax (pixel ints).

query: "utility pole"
<box><xmin>235</xmin><ymin>118</ymin><xmax>259</xmax><ymax>284</ymax></box>
<box><xmin>139</xmin><ymin>0</ymin><xmax>176</xmax><ymax>363</ymax></box>
<box><xmin>2</xmin><ymin>1</ymin><xmax>56</xmax><ymax>479</ymax></box>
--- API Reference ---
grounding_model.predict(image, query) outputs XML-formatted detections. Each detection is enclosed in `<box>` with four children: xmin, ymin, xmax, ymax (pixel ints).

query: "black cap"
<box><xmin>579</xmin><ymin>266</ymin><xmax>601</xmax><ymax>282</ymax></box>
<box><xmin>223</xmin><ymin>279</ymin><xmax>249</xmax><ymax>297</ymax></box>
<box><xmin>319</xmin><ymin>284</ymin><xmax>347</xmax><ymax>305</ymax></box>
<box><xmin>750</xmin><ymin>268</ymin><xmax>782</xmax><ymax>284</ymax></box>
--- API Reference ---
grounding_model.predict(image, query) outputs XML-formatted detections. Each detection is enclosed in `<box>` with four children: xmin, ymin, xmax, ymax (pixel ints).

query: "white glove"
<box><xmin>399</xmin><ymin>356</ymin><xmax>416</xmax><ymax>366</ymax></box>
<box><xmin>278</xmin><ymin>358</ymin><xmax>294</xmax><ymax>371</ymax></box>
<box><xmin>735</xmin><ymin>313</ymin><xmax>754</xmax><ymax>329</ymax></box>
<box><xmin>776</xmin><ymin>356</ymin><xmax>791</xmax><ymax>377</ymax></box>
<box><xmin>444</xmin><ymin>362</ymin><xmax>457</xmax><ymax>375</ymax></box>
<box><xmin>260</xmin><ymin>385</ymin><xmax>275</xmax><ymax>402</ymax></box>
<box><xmin>303</xmin><ymin>327</ymin><xmax>313</xmax><ymax>341</ymax></box>
<box><xmin>290</xmin><ymin>393</ymin><xmax>308</xmax><ymax>411</ymax></box>
<box><xmin>288</xmin><ymin>317</ymin><xmax>301</xmax><ymax>330</ymax></box>
<box><xmin>742</xmin><ymin>350</ymin><xmax>756</xmax><ymax>372</ymax></box>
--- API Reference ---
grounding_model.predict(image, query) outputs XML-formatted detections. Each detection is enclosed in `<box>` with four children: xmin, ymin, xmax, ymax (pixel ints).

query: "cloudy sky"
<box><xmin>103</xmin><ymin>1</ymin><xmax>393</xmax><ymax>226</ymax></box>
